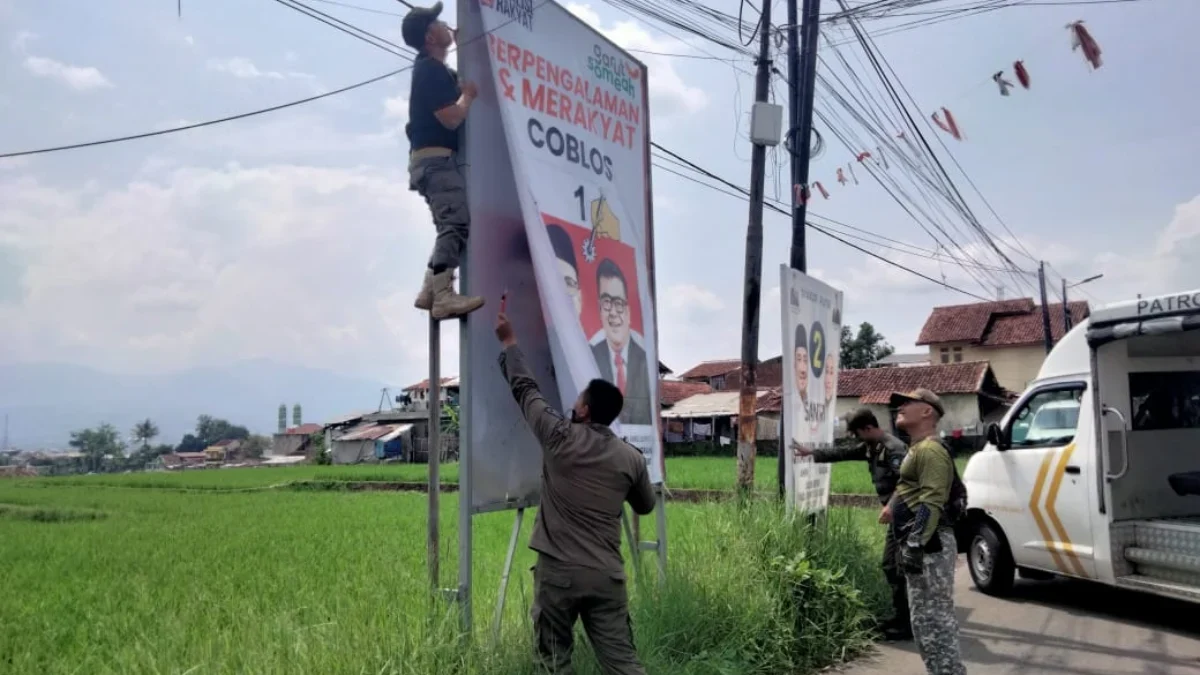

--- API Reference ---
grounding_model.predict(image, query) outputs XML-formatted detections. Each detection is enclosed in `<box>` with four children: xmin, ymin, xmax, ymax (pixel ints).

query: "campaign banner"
<box><xmin>461</xmin><ymin>0</ymin><xmax>662</xmax><ymax>510</ymax></box>
<box><xmin>780</xmin><ymin>265</ymin><xmax>843</xmax><ymax>514</ymax></box>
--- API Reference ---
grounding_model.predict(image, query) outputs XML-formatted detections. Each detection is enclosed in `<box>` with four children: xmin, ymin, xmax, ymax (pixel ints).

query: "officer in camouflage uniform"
<box><xmin>886</xmin><ymin>388</ymin><xmax>966</xmax><ymax>675</ymax></box>
<box><xmin>793</xmin><ymin>407</ymin><xmax>911</xmax><ymax>640</ymax></box>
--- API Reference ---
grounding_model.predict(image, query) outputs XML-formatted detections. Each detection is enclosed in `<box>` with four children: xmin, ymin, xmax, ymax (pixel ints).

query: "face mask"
<box><xmin>570</xmin><ymin>410</ymin><xmax>585</xmax><ymax>424</ymax></box>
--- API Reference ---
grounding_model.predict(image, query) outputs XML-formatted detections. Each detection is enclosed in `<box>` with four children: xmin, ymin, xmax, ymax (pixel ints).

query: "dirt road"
<box><xmin>840</xmin><ymin>556</ymin><xmax>1200</xmax><ymax>674</ymax></box>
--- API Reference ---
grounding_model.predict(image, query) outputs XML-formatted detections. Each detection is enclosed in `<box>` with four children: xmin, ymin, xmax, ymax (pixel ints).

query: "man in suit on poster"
<box><xmin>592</xmin><ymin>259</ymin><xmax>652</xmax><ymax>426</ymax></box>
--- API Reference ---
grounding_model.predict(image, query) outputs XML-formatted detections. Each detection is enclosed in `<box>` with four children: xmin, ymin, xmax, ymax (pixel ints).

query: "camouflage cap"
<box><xmin>889</xmin><ymin>388</ymin><xmax>944</xmax><ymax>417</ymax></box>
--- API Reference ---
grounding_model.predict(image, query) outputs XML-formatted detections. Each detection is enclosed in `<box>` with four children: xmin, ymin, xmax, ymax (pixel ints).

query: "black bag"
<box><xmin>942</xmin><ymin>442</ymin><xmax>968</xmax><ymax>525</ymax></box>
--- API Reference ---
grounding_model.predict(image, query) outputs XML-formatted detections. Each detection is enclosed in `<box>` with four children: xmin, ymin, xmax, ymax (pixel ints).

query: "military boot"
<box><xmin>430</xmin><ymin>269</ymin><xmax>485</xmax><ymax>320</ymax></box>
<box><xmin>414</xmin><ymin>268</ymin><xmax>435</xmax><ymax>311</ymax></box>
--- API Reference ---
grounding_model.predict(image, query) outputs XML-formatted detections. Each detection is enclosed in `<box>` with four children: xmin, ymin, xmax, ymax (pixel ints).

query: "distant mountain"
<box><xmin>0</xmin><ymin>360</ymin><xmax>389</xmax><ymax>449</ymax></box>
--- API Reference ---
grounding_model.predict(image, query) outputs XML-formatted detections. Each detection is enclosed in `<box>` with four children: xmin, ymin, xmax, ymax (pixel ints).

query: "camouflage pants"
<box><xmin>905</xmin><ymin>529</ymin><xmax>967</xmax><ymax>675</ymax></box>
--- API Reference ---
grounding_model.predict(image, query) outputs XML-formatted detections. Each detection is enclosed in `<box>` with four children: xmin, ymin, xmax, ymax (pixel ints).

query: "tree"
<box><xmin>840</xmin><ymin>322</ymin><xmax>895</xmax><ymax>370</ymax></box>
<box><xmin>131</xmin><ymin>419</ymin><xmax>160</xmax><ymax>453</ymax></box>
<box><xmin>69</xmin><ymin>423</ymin><xmax>125</xmax><ymax>472</ymax></box>
<box><xmin>242</xmin><ymin>434</ymin><xmax>271</xmax><ymax>460</ymax></box>
<box><xmin>309</xmin><ymin>431</ymin><xmax>330</xmax><ymax>465</ymax></box>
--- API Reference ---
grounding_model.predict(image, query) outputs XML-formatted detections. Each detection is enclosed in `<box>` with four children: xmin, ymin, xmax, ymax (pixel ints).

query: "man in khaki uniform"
<box><xmin>495</xmin><ymin>311</ymin><xmax>656</xmax><ymax>675</ymax></box>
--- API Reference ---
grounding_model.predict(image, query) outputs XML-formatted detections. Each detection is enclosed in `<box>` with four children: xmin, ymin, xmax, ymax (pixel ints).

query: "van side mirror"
<box><xmin>986</xmin><ymin>423</ymin><xmax>1007</xmax><ymax>450</ymax></box>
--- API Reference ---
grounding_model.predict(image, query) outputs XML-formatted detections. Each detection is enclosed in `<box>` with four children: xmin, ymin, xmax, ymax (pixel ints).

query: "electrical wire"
<box><xmin>0</xmin><ymin>67</ymin><xmax>412</xmax><ymax>159</ymax></box>
<box><xmin>0</xmin><ymin>0</ymin><xmax>547</xmax><ymax>159</ymax></box>
<box><xmin>651</xmin><ymin>142</ymin><xmax>996</xmax><ymax>300</ymax></box>
<box><xmin>271</xmin><ymin>0</ymin><xmax>412</xmax><ymax>59</ymax></box>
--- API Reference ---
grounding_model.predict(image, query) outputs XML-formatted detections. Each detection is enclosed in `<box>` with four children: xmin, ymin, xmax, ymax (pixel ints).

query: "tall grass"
<box><xmin>0</xmin><ymin>479</ymin><xmax>888</xmax><ymax>675</ymax></box>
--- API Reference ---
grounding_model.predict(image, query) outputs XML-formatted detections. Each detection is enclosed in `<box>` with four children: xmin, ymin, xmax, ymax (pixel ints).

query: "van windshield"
<box><xmin>1013</xmin><ymin>399</ymin><xmax>1081</xmax><ymax>446</ymax></box>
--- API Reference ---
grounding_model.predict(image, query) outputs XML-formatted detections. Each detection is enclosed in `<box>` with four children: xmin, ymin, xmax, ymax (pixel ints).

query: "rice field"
<box><xmin>0</xmin><ymin>466</ymin><xmax>892</xmax><ymax>675</ymax></box>
<box><xmin>29</xmin><ymin>455</ymin><xmax>964</xmax><ymax>495</ymax></box>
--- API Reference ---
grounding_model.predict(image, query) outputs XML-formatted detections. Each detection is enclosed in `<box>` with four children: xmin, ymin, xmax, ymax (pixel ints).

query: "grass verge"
<box><xmin>0</xmin><ymin>482</ymin><xmax>888</xmax><ymax>674</ymax></box>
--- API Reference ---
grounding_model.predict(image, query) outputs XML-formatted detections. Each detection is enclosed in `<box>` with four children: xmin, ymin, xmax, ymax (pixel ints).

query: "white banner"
<box><xmin>781</xmin><ymin>265</ymin><xmax>844</xmax><ymax>513</ymax></box>
<box><xmin>475</xmin><ymin>0</ymin><xmax>663</xmax><ymax>483</ymax></box>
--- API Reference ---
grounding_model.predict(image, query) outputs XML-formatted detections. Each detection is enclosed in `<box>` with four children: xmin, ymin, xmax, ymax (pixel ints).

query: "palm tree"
<box><xmin>131</xmin><ymin>419</ymin><xmax>160</xmax><ymax>452</ymax></box>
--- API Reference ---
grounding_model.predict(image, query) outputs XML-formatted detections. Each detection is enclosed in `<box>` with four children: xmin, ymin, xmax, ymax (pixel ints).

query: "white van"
<box><xmin>959</xmin><ymin>288</ymin><xmax>1200</xmax><ymax>604</ymax></box>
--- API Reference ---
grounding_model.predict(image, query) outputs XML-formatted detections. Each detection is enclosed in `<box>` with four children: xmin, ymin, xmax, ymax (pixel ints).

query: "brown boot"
<box><xmin>414</xmin><ymin>269</ymin><xmax>434</xmax><ymax>311</ymax></box>
<box><xmin>430</xmin><ymin>269</ymin><xmax>484</xmax><ymax>320</ymax></box>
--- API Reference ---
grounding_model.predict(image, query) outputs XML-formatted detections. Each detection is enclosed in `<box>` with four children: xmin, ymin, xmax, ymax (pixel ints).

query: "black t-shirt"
<box><xmin>407</xmin><ymin>54</ymin><xmax>461</xmax><ymax>153</ymax></box>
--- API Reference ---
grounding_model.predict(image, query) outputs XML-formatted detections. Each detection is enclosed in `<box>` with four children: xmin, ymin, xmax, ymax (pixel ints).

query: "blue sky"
<box><xmin>1</xmin><ymin>0</ymin><xmax>1197</xmax><ymax>389</ymax></box>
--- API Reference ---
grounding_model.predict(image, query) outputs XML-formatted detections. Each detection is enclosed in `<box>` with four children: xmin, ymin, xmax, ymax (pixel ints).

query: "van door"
<box><xmin>994</xmin><ymin>381</ymin><xmax>1097</xmax><ymax>579</ymax></box>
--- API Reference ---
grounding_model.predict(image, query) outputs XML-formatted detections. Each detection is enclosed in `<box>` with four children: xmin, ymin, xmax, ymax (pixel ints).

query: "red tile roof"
<box><xmin>678</xmin><ymin>359</ymin><xmax>741</xmax><ymax>380</ymax></box>
<box><xmin>756</xmin><ymin>389</ymin><xmax>783</xmax><ymax>413</ymax></box>
<box><xmin>660</xmin><ymin>380</ymin><xmax>713</xmax><ymax>406</ymax></box>
<box><xmin>838</xmin><ymin>362</ymin><xmax>992</xmax><ymax>403</ymax></box>
<box><xmin>279</xmin><ymin>423</ymin><xmax>323</xmax><ymax>436</ymax></box>
<box><xmin>404</xmin><ymin>376</ymin><xmax>459</xmax><ymax>392</ymax></box>
<box><xmin>917</xmin><ymin>298</ymin><xmax>1089</xmax><ymax>347</ymax></box>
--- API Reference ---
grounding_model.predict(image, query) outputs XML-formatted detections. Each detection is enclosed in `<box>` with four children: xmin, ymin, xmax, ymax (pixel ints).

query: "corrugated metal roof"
<box><xmin>661</xmin><ymin>391</ymin><xmax>767</xmax><ymax>419</ymax></box>
<box><xmin>378</xmin><ymin>424</ymin><xmax>412</xmax><ymax>442</ymax></box>
<box><xmin>336</xmin><ymin>423</ymin><xmax>409</xmax><ymax>442</ymax></box>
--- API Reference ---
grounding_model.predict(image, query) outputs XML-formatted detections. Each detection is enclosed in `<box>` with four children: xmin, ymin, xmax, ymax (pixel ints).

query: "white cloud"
<box><xmin>564</xmin><ymin>3</ymin><xmax>708</xmax><ymax>117</ymax></box>
<box><xmin>206</xmin><ymin>57</ymin><xmax>312</xmax><ymax>81</ymax></box>
<box><xmin>383</xmin><ymin>94</ymin><xmax>408</xmax><ymax>121</ymax></box>
<box><xmin>0</xmin><ymin>162</ymin><xmax>448</xmax><ymax>382</ymax></box>
<box><xmin>22</xmin><ymin>55</ymin><xmax>112</xmax><ymax>91</ymax></box>
<box><xmin>11</xmin><ymin>30</ymin><xmax>37</xmax><ymax>53</ymax></box>
<box><xmin>184</xmin><ymin>35</ymin><xmax>195</xmax><ymax>46</ymax></box>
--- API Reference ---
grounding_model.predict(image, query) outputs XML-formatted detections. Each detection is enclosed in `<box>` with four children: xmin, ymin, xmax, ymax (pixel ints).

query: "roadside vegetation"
<box><xmin>0</xmin><ymin>473</ymin><xmax>889</xmax><ymax>674</ymax></box>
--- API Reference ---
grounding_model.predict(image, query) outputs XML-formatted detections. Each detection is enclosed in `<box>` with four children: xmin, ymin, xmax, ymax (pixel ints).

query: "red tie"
<box><xmin>615</xmin><ymin>352</ymin><xmax>626</xmax><ymax>394</ymax></box>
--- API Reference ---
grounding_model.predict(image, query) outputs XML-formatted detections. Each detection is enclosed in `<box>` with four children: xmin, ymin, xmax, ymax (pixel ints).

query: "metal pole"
<box><xmin>789</xmin><ymin>0</ymin><xmax>821</xmax><ymax>273</ymax></box>
<box><xmin>654</xmin><ymin>487</ymin><xmax>668</xmax><ymax>583</ymax></box>
<box><xmin>1062</xmin><ymin>278</ymin><xmax>1071</xmax><ymax>332</ymax></box>
<box><xmin>736</xmin><ymin>0</ymin><xmax>773</xmax><ymax>494</ymax></box>
<box><xmin>1038</xmin><ymin>262</ymin><xmax>1053</xmax><ymax>354</ymax></box>
<box><xmin>779</xmin><ymin>0</ymin><xmax>821</xmax><ymax>501</ymax></box>
<box><xmin>491</xmin><ymin>507</ymin><xmax>525</xmax><ymax>644</ymax></box>
<box><xmin>427</xmin><ymin>318</ymin><xmax>441</xmax><ymax>594</ymax></box>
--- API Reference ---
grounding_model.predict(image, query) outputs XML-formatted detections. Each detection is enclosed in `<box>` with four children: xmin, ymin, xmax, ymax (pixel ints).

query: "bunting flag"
<box><xmin>993</xmin><ymin>71</ymin><xmax>1014</xmax><ymax>96</ymax></box>
<box><xmin>836</xmin><ymin>167</ymin><xmax>848</xmax><ymax>186</ymax></box>
<box><xmin>932</xmin><ymin>108</ymin><xmax>963</xmax><ymax>140</ymax></box>
<box><xmin>794</xmin><ymin>183</ymin><xmax>808</xmax><ymax>205</ymax></box>
<box><xmin>813</xmin><ymin>181</ymin><xmax>829</xmax><ymax>199</ymax></box>
<box><xmin>1014</xmin><ymin>60</ymin><xmax>1031</xmax><ymax>89</ymax></box>
<box><xmin>855</xmin><ymin>151</ymin><xmax>872</xmax><ymax>163</ymax></box>
<box><xmin>1068</xmin><ymin>21</ymin><xmax>1103</xmax><ymax>70</ymax></box>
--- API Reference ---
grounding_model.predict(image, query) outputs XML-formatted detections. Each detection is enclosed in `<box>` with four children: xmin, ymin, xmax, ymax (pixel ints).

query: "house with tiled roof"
<box><xmin>917</xmin><ymin>298</ymin><xmax>1089</xmax><ymax>393</ymax></box>
<box><xmin>678</xmin><ymin>359</ymin><xmax>742</xmax><ymax>390</ymax></box>
<box><xmin>834</xmin><ymin>361</ymin><xmax>1011</xmax><ymax>440</ymax></box>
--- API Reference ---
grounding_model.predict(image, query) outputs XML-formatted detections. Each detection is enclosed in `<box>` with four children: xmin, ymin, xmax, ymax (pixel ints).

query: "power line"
<box><xmin>0</xmin><ymin>0</ymin><xmax>546</xmax><ymax>159</ymax></box>
<box><xmin>651</xmin><ymin>142</ymin><xmax>994</xmax><ymax>300</ymax></box>
<box><xmin>271</xmin><ymin>0</ymin><xmax>412</xmax><ymax>58</ymax></box>
<box><xmin>0</xmin><ymin>67</ymin><xmax>411</xmax><ymax>159</ymax></box>
<box><xmin>304</xmin><ymin>0</ymin><xmax>405</xmax><ymax>16</ymax></box>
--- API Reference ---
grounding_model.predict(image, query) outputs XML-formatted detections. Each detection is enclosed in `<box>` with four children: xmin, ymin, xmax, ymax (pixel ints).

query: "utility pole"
<box><xmin>779</xmin><ymin>0</ymin><xmax>822</xmax><ymax>499</ymax></box>
<box><xmin>736</xmin><ymin>0</ymin><xmax>773</xmax><ymax>494</ymax></box>
<box><xmin>1038</xmin><ymin>261</ymin><xmax>1053</xmax><ymax>354</ymax></box>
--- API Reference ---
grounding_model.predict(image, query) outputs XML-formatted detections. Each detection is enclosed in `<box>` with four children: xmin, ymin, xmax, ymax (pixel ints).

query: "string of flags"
<box><xmin>795</xmin><ymin>20</ymin><xmax>1103</xmax><ymax>204</ymax></box>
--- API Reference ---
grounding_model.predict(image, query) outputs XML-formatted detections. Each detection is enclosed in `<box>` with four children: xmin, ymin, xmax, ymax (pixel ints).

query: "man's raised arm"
<box><xmin>495</xmin><ymin>313</ymin><xmax>571</xmax><ymax>451</ymax></box>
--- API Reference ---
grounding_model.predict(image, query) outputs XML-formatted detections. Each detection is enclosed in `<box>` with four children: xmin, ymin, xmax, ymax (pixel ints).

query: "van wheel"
<box><xmin>968</xmin><ymin>521</ymin><xmax>1015</xmax><ymax>596</ymax></box>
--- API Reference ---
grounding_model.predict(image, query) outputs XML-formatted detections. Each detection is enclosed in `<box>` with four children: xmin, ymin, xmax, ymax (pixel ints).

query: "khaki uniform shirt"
<box><xmin>499</xmin><ymin>345</ymin><xmax>656</xmax><ymax>576</ymax></box>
